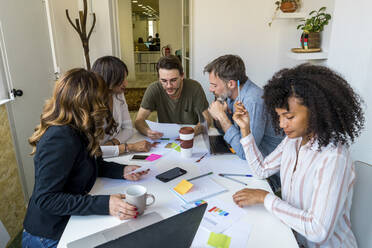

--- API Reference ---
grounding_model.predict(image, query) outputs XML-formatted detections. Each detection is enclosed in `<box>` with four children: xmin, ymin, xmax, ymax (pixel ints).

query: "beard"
<box><xmin>214</xmin><ymin>88</ymin><xmax>231</xmax><ymax>102</ymax></box>
<box><xmin>165</xmin><ymin>86</ymin><xmax>180</xmax><ymax>96</ymax></box>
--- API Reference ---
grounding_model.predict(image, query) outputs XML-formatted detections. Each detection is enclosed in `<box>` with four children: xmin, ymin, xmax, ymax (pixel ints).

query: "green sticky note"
<box><xmin>207</xmin><ymin>232</ymin><xmax>231</xmax><ymax>248</ymax></box>
<box><xmin>170</xmin><ymin>142</ymin><xmax>181</xmax><ymax>152</ymax></box>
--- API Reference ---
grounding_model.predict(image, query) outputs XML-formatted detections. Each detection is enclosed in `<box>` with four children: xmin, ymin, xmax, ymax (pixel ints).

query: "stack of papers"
<box><xmin>170</xmin><ymin>177</ymin><xmax>228</xmax><ymax>203</ymax></box>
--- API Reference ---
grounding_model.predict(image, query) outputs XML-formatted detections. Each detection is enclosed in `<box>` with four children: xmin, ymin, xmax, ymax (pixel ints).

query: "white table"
<box><xmin>57</xmin><ymin>132</ymin><xmax>298</xmax><ymax>248</ymax></box>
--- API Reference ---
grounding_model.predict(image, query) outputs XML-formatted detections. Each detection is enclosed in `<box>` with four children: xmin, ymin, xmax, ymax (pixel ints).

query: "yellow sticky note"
<box><xmin>173</xmin><ymin>180</ymin><xmax>193</xmax><ymax>195</ymax></box>
<box><xmin>207</xmin><ymin>232</ymin><xmax>231</xmax><ymax>248</ymax></box>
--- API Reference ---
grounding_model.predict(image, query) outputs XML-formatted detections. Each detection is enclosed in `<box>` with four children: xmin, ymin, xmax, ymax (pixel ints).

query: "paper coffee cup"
<box><xmin>179</xmin><ymin>127</ymin><xmax>194</xmax><ymax>158</ymax></box>
<box><xmin>181</xmin><ymin>148</ymin><xmax>193</xmax><ymax>158</ymax></box>
<box><xmin>179</xmin><ymin>132</ymin><xmax>194</xmax><ymax>140</ymax></box>
<box><xmin>180</xmin><ymin>139</ymin><xmax>193</xmax><ymax>149</ymax></box>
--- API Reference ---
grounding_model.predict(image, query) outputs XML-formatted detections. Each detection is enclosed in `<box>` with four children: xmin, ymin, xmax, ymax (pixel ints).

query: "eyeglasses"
<box><xmin>160</xmin><ymin>77</ymin><xmax>180</xmax><ymax>86</ymax></box>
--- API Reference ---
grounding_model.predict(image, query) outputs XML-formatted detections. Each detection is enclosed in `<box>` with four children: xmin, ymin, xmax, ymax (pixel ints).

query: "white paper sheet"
<box><xmin>223</xmin><ymin>219</ymin><xmax>251</xmax><ymax>248</ymax></box>
<box><xmin>170</xmin><ymin>198</ymin><xmax>245</xmax><ymax>233</ymax></box>
<box><xmin>145</xmin><ymin>120</ymin><xmax>183</xmax><ymax>139</ymax></box>
<box><xmin>198</xmin><ymin>155</ymin><xmax>253</xmax><ymax>176</ymax></box>
<box><xmin>170</xmin><ymin>177</ymin><xmax>228</xmax><ymax>204</ymax></box>
<box><xmin>191</xmin><ymin>219</ymin><xmax>251</xmax><ymax>248</ymax></box>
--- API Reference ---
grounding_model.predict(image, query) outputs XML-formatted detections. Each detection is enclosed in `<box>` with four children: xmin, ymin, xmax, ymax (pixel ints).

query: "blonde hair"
<box><xmin>29</xmin><ymin>68</ymin><xmax>116</xmax><ymax>157</ymax></box>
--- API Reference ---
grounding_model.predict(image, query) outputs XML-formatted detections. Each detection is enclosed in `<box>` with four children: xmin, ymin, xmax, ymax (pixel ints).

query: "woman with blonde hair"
<box><xmin>22</xmin><ymin>68</ymin><xmax>148</xmax><ymax>248</ymax></box>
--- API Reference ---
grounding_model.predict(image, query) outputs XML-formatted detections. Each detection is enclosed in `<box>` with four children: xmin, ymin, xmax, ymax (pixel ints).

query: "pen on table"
<box><xmin>219</xmin><ymin>173</ymin><xmax>252</xmax><ymax>177</ymax></box>
<box><xmin>187</xmin><ymin>171</ymin><xmax>213</xmax><ymax>182</ymax></box>
<box><xmin>218</xmin><ymin>174</ymin><xmax>247</xmax><ymax>186</ymax></box>
<box><xmin>195</xmin><ymin>152</ymin><xmax>208</xmax><ymax>163</ymax></box>
<box><xmin>160</xmin><ymin>138</ymin><xmax>170</xmax><ymax>140</ymax></box>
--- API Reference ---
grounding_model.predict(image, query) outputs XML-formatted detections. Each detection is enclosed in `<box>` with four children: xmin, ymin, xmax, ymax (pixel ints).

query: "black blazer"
<box><xmin>23</xmin><ymin>125</ymin><xmax>126</xmax><ymax>240</ymax></box>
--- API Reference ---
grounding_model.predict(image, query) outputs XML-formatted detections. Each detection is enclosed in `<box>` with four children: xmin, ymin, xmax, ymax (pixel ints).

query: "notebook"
<box><xmin>171</xmin><ymin>177</ymin><xmax>228</xmax><ymax>203</ymax></box>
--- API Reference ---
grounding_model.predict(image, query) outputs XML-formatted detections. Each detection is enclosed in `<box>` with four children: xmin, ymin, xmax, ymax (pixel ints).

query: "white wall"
<box><xmin>192</xmin><ymin>0</ymin><xmax>335</xmax><ymax>103</ymax></box>
<box><xmin>48</xmin><ymin>0</ymin><xmax>117</xmax><ymax>72</ymax></box>
<box><xmin>118</xmin><ymin>0</ymin><xmax>136</xmax><ymax>81</ymax></box>
<box><xmin>326</xmin><ymin>0</ymin><xmax>372</xmax><ymax>164</ymax></box>
<box><xmin>48</xmin><ymin>0</ymin><xmax>85</xmax><ymax>73</ymax></box>
<box><xmin>90</xmin><ymin>0</ymin><xmax>114</xmax><ymax>63</ymax></box>
<box><xmin>132</xmin><ymin>15</ymin><xmax>148</xmax><ymax>43</ymax></box>
<box><xmin>159</xmin><ymin>0</ymin><xmax>182</xmax><ymax>54</ymax></box>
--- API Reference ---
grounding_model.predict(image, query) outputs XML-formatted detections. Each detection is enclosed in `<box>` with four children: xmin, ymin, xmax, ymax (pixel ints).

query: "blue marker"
<box><xmin>237</xmin><ymin>80</ymin><xmax>240</xmax><ymax>102</ymax></box>
<box><xmin>219</xmin><ymin>173</ymin><xmax>252</xmax><ymax>177</ymax></box>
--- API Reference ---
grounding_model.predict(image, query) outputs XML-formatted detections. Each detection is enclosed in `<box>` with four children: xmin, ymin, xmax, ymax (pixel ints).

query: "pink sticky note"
<box><xmin>145</xmin><ymin>154</ymin><xmax>162</xmax><ymax>161</ymax></box>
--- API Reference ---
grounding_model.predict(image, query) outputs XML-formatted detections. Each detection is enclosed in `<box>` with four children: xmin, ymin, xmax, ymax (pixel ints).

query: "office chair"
<box><xmin>351</xmin><ymin>160</ymin><xmax>372</xmax><ymax>248</ymax></box>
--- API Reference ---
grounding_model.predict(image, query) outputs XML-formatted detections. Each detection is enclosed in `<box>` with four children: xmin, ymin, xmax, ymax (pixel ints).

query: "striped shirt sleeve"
<box><xmin>240</xmin><ymin>133</ymin><xmax>285</xmax><ymax>179</ymax></box>
<box><xmin>264</xmin><ymin>147</ymin><xmax>353</xmax><ymax>244</ymax></box>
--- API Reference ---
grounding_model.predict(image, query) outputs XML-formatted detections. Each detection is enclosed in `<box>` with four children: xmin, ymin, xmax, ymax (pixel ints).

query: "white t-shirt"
<box><xmin>100</xmin><ymin>93</ymin><xmax>134</xmax><ymax>157</ymax></box>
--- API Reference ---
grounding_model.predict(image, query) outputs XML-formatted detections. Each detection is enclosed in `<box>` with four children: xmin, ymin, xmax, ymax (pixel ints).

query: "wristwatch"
<box><xmin>124</xmin><ymin>143</ymin><xmax>129</xmax><ymax>153</ymax></box>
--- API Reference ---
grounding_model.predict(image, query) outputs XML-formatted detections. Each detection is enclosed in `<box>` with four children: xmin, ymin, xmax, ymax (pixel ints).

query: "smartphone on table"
<box><xmin>130</xmin><ymin>155</ymin><xmax>149</xmax><ymax>161</ymax></box>
<box><xmin>156</xmin><ymin>167</ymin><xmax>187</xmax><ymax>182</ymax></box>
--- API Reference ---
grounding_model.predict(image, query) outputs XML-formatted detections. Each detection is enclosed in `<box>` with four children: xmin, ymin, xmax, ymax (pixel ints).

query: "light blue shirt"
<box><xmin>223</xmin><ymin>79</ymin><xmax>283</xmax><ymax>160</ymax></box>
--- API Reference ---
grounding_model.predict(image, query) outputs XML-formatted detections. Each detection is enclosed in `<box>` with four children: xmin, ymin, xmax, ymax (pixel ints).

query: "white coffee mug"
<box><xmin>125</xmin><ymin>185</ymin><xmax>155</xmax><ymax>215</ymax></box>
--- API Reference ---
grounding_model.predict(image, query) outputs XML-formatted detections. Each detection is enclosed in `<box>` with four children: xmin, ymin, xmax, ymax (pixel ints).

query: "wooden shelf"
<box><xmin>277</xmin><ymin>12</ymin><xmax>306</xmax><ymax>19</ymax></box>
<box><xmin>287</xmin><ymin>51</ymin><xmax>328</xmax><ymax>60</ymax></box>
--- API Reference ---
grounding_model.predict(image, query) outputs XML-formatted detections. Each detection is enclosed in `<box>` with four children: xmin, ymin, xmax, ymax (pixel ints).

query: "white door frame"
<box><xmin>181</xmin><ymin>0</ymin><xmax>193</xmax><ymax>78</ymax></box>
<box><xmin>109</xmin><ymin>0</ymin><xmax>192</xmax><ymax>75</ymax></box>
<box><xmin>108</xmin><ymin>0</ymin><xmax>122</xmax><ymax>58</ymax></box>
<box><xmin>2</xmin><ymin>0</ymin><xmax>55</xmax><ymax>201</ymax></box>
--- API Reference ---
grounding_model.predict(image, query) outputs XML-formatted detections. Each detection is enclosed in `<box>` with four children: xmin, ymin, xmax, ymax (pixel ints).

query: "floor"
<box><xmin>128</xmin><ymin>73</ymin><xmax>157</xmax><ymax>88</ymax></box>
<box><xmin>127</xmin><ymin>72</ymin><xmax>158</xmax><ymax>122</ymax></box>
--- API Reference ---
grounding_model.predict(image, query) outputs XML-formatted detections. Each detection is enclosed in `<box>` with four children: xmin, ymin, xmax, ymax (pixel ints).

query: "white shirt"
<box><xmin>100</xmin><ymin>93</ymin><xmax>134</xmax><ymax>158</ymax></box>
<box><xmin>240</xmin><ymin>134</ymin><xmax>357</xmax><ymax>248</ymax></box>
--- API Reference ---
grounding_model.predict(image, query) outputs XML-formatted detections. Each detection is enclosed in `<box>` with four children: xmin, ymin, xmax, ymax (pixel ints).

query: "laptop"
<box><xmin>67</xmin><ymin>204</ymin><xmax>207</xmax><ymax>248</ymax></box>
<box><xmin>201</xmin><ymin>120</ymin><xmax>232</xmax><ymax>154</ymax></box>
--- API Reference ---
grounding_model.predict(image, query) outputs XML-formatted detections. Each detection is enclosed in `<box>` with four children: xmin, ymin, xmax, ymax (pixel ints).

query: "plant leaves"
<box><xmin>319</xmin><ymin>6</ymin><xmax>326</xmax><ymax>12</ymax></box>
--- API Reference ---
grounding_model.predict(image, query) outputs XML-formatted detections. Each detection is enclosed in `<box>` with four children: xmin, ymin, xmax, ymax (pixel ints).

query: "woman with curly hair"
<box><xmin>232</xmin><ymin>64</ymin><xmax>364</xmax><ymax>247</ymax></box>
<box><xmin>22</xmin><ymin>69</ymin><xmax>148</xmax><ymax>248</ymax></box>
<box><xmin>91</xmin><ymin>56</ymin><xmax>151</xmax><ymax>158</ymax></box>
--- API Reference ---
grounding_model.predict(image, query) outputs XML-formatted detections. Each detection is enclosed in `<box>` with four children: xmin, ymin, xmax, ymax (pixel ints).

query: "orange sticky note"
<box><xmin>173</xmin><ymin>180</ymin><xmax>193</xmax><ymax>195</ymax></box>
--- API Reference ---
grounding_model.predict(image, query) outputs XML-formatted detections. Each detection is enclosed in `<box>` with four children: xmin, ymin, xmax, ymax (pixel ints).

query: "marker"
<box><xmin>219</xmin><ymin>173</ymin><xmax>252</xmax><ymax>177</ymax></box>
<box><xmin>187</xmin><ymin>172</ymin><xmax>213</xmax><ymax>182</ymax></box>
<box><xmin>218</xmin><ymin>174</ymin><xmax>247</xmax><ymax>186</ymax></box>
<box><xmin>237</xmin><ymin>80</ymin><xmax>241</xmax><ymax>102</ymax></box>
<box><xmin>160</xmin><ymin>138</ymin><xmax>170</xmax><ymax>140</ymax></box>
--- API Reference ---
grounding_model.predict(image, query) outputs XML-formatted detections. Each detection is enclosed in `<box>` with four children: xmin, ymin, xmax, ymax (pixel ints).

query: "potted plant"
<box><xmin>278</xmin><ymin>0</ymin><xmax>298</xmax><ymax>13</ymax></box>
<box><xmin>297</xmin><ymin>7</ymin><xmax>331</xmax><ymax>49</ymax></box>
<box><xmin>269</xmin><ymin>0</ymin><xmax>301</xmax><ymax>26</ymax></box>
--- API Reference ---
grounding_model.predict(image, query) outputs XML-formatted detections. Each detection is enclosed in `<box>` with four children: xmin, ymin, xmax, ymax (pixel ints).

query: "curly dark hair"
<box><xmin>263</xmin><ymin>63</ymin><xmax>364</xmax><ymax>148</ymax></box>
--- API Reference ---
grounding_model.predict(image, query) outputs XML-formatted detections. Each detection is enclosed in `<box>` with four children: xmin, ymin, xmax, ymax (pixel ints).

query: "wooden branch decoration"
<box><xmin>66</xmin><ymin>0</ymin><xmax>96</xmax><ymax>70</ymax></box>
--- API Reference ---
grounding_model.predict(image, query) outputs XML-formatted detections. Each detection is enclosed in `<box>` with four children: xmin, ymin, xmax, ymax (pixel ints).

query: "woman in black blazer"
<box><xmin>22</xmin><ymin>68</ymin><xmax>148</xmax><ymax>248</ymax></box>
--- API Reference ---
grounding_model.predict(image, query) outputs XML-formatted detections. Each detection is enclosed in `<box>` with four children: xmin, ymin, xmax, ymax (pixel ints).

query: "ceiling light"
<box><xmin>138</xmin><ymin>4</ymin><xmax>143</xmax><ymax>6</ymax></box>
<box><xmin>132</xmin><ymin>0</ymin><xmax>138</xmax><ymax>3</ymax></box>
